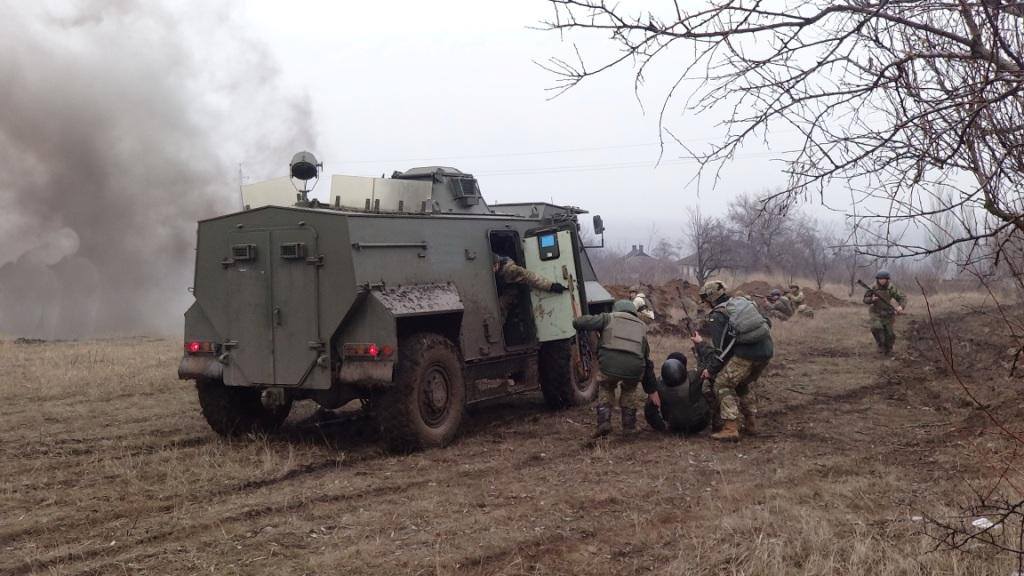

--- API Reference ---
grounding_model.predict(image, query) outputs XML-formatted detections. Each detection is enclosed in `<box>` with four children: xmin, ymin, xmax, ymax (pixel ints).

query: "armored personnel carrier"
<box><xmin>178</xmin><ymin>152</ymin><xmax>613</xmax><ymax>450</ymax></box>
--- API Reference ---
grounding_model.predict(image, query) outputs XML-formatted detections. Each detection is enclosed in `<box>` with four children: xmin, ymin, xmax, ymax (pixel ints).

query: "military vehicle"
<box><xmin>178</xmin><ymin>152</ymin><xmax>614</xmax><ymax>450</ymax></box>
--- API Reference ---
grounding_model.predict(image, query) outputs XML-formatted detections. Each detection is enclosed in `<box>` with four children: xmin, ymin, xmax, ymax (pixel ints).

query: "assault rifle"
<box><xmin>856</xmin><ymin>279</ymin><xmax>901</xmax><ymax>313</ymax></box>
<box><xmin>675</xmin><ymin>284</ymin><xmax>697</xmax><ymax>336</ymax></box>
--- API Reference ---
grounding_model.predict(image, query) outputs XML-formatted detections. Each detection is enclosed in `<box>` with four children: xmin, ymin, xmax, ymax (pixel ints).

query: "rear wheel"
<box><xmin>377</xmin><ymin>333</ymin><xmax>466</xmax><ymax>452</ymax></box>
<box><xmin>539</xmin><ymin>336</ymin><xmax>598</xmax><ymax>409</ymax></box>
<box><xmin>196</xmin><ymin>379</ymin><xmax>292</xmax><ymax>437</ymax></box>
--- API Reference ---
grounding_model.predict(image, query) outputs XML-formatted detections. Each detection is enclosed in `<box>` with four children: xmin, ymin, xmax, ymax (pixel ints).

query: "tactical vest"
<box><xmin>714</xmin><ymin>297</ymin><xmax>771</xmax><ymax>344</ymax></box>
<box><xmin>600</xmin><ymin>311</ymin><xmax>646</xmax><ymax>359</ymax></box>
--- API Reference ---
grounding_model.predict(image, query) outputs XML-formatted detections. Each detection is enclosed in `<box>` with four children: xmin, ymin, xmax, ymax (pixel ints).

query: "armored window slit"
<box><xmin>280</xmin><ymin>242</ymin><xmax>306</xmax><ymax>260</ymax></box>
<box><xmin>231</xmin><ymin>244</ymin><xmax>256</xmax><ymax>261</ymax></box>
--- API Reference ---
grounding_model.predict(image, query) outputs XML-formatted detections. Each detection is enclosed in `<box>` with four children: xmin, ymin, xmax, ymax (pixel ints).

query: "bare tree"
<box><xmin>726</xmin><ymin>193</ymin><xmax>791</xmax><ymax>272</ymax></box>
<box><xmin>685</xmin><ymin>206</ymin><xmax>728</xmax><ymax>284</ymax></box>
<box><xmin>541</xmin><ymin>1</ymin><xmax>1024</xmax><ymax>269</ymax></box>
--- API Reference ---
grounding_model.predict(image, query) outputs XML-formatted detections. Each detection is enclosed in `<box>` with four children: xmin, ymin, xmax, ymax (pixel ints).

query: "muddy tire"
<box><xmin>196</xmin><ymin>379</ymin><xmax>292</xmax><ymax>437</ymax></box>
<box><xmin>539</xmin><ymin>337</ymin><xmax>597</xmax><ymax>409</ymax></box>
<box><xmin>377</xmin><ymin>333</ymin><xmax>466</xmax><ymax>452</ymax></box>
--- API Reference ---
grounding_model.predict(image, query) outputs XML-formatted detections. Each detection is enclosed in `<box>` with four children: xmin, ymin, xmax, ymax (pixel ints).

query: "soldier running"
<box><xmin>862</xmin><ymin>269</ymin><xmax>906</xmax><ymax>355</ymax></box>
<box><xmin>573</xmin><ymin>299</ymin><xmax>650</xmax><ymax>437</ymax></box>
<box><xmin>691</xmin><ymin>281</ymin><xmax>774</xmax><ymax>442</ymax></box>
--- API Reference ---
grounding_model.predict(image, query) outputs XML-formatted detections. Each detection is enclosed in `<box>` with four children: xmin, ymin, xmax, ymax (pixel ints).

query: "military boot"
<box><xmin>593</xmin><ymin>403</ymin><xmax>612</xmax><ymax>438</ymax></box>
<box><xmin>740</xmin><ymin>407</ymin><xmax>758</xmax><ymax>437</ymax></box>
<box><xmin>710</xmin><ymin>419</ymin><xmax>740</xmax><ymax>442</ymax></box>
<box><xmin>621</xmin><ymin>406</ymin><xmax>637</xmax><ymax>434</ymax></box>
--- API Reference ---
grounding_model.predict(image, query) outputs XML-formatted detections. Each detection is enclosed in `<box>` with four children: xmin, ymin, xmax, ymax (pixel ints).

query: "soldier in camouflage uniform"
<box><xmin>692</xmin><ymin>280</ymin><xmax>774</xmax><ymax>442</ymax></box>
<box><xmin>787</xmin><ymin>284</ymin><xmax>814</xmax><ymax>318</ymax></box>
<box><xmin>628</xmin><ymin>285</ymin><xmax>656</xmax><ymax>323</ymax></box>
<box><xmin>493</xmin><ymin>255</ymin><xmax>567</xmax><ymax>315</ymax></box>
<box><xmin>862</xmin><ymin>269</ymin><xmax>906</xmax><ymax>354</ymax></box>
<box><xmin>573</xmin><ymin>299</ymin><xmax>650</xmax><ymax>437</ymax></box>
<box><xmin>761</xmin><ymin>288</ymin><xmax>795</xmax><ymax>321</ymax></box>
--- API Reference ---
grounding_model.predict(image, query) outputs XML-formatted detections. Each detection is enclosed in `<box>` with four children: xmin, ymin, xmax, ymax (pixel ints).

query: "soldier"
<box><xmin>862</xmin><ymin>269</ymin><xmax>906</xmax><ymax>354</ymax></box>
<box><xmin>691</xmin><ymin>280</ymin><xmax>774</xmax><ymax>442</ymax></box>
<box><xmin>642</xmin><ymin>352</ymin><xmax>710</xmax><ymax>435</ymax></box>
<box><xmin>573</xmin><ymin>299</ymin><xmax>650</xmax><ymax>437</ymax></box>
<box><xmin>492</xmin><ymin>255</ymin><xmax>566</xmax><ymax>315</ymax></box>
<box><xmin>787</xmin><ymin>284</ymin><xmax>815</xmax><ymax>318</ymax></box>
<box><xmin>628</xmin><ymin>285</ymin><xmax>656</xmax><ymax>322</ymax></box>
<box><xmin>761</xmin><ymin>288</ymin><xmax>795</xmax><ymax>321</ymax></box>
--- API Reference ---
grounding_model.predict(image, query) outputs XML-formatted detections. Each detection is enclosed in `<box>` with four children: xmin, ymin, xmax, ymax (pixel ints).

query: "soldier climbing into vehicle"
<box><xmin>492</xmin><ymin>254</ymin><xmax>567</xmax><ymax>315</ymax></box>
<box><xmin>860</xmin><ymin>269</ymin><xmax>906</xmax><ymax>355</ymax></box>
<box><xmin>642</xmin><ymin>352</ymin><xmax>710</xmax><ymax>435</ymax></box>
<box><xmin>691</xmin><ymin>280</ymin><xmax>774</xmax><ymax>442</ymax></box>
<box><xmin>573</xmin><ymin>299</ymin><xmax>651</xmax><ymax>437</ymax></box>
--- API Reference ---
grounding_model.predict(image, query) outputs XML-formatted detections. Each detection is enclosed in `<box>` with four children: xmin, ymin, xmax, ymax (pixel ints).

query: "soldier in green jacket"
<box><xmin>862</xmin><ymin>269</ymin><xmax>906</xmax><ymax>354</ymax></box>
<box><xmin>492</xmin><ymin>255</ymin><xmax>567</xmax><ymax>315</ymax></box>
<box><xmin>573</xmin><ymin>300</ymin><xmax>650</xmax><ymax>437</ymax></box>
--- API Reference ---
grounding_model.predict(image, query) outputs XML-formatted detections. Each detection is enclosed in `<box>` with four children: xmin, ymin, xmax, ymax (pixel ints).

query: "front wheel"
<box><xmin>377</xmin><ymin>333</ymin><xmax>466</xmax><ymax>452</ymax></box>
<box><xmin>196</xmin><ymin>379</ymin><xmax>292</xmax><ymax>437</ymax></box>
<box><xmin>539</xmin><ymin>337</ymin><xmax>598</xmax><ymax>409</ymax></box>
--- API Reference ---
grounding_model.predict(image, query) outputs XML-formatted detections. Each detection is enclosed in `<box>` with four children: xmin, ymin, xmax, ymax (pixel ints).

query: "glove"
<box><xmin>550</xmin><ymin>282</ymin><xmax>567</xmax><ymax>293</ymax></box>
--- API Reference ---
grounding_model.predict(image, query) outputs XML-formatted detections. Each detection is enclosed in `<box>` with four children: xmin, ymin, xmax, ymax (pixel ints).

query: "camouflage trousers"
<box><xmin>797</xmin><ymin>304</ymin><xmax>814</xmax><ymax>318</ymax></box>
<box><xmin>870</xmin><ymin>315</ymin><xmax>896</xmax><ymax>352</ymax></box>
<box><xmin>597</xmin><ymin>372</ymin><xmax>641</xmax><ymax>409</ymax></box>
<box><xmin>714</xmin><ymin>356</ymin><xmax>769</xmax><ymax>422</ymax></box>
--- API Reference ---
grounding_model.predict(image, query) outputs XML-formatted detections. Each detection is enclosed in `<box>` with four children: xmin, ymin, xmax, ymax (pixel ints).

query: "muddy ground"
<box><xmin>1</xmin><ymin>300</ymin><xmax>1023</xmax><ymax>575</ymax></box>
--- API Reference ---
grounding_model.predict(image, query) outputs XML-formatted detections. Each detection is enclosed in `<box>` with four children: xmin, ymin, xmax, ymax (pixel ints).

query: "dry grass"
<box><xmin>1</xmin><ymin>299</ymin><xmax>1022</xmax><ymax>575</ymax></box>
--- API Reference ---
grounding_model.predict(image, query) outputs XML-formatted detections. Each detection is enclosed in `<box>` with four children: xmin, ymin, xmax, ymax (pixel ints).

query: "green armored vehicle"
<box><xmin>178</xmin><ymin>152</ymin><xmax>613</xmax><ymax>450</ymax></box>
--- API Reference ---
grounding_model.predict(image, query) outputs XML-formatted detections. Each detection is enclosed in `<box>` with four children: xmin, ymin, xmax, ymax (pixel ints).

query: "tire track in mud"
<box><xmin>9</xmin><ymin>446</ymin><xmax>573</xmax><ymax>576</ymax></box>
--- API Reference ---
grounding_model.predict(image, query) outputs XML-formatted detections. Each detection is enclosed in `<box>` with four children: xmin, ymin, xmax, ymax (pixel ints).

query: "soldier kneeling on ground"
<box><xmin>642</xmin><ymin>353</ymin><xmax>710</xmax><ymax>435</ymax></box>
<box><xmin>573</xmin><ymin>299</ymin><xmax>651</xmax><ymax>437</ymax></box>
<box><xmin>787</xmin><ymin>284</ymin><xmax>815</xmax><ymax>318</ymax></box>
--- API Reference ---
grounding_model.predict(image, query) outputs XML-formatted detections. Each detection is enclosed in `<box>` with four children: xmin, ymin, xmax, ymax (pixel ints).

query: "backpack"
<box><xmin>716</xmin><ymin>297</ymin><xmax>771</xmax><ymax>344</ymax></box>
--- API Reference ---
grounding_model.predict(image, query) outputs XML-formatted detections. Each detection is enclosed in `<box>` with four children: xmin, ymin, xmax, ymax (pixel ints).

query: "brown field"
<box><xmin>2</xmin><ymin>295</ymin><xmax>1023</xmax><ymax>575</ymax></box>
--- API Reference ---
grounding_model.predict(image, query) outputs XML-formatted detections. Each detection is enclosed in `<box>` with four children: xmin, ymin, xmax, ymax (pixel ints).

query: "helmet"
<box><xmin>876</xmin><ymin>269</ymin><xmax>891</xmax><ymax>280</ymax></box>
<box><xmin>661</xmin><ymin>358</ymin><xmax>686</xmax><ymax>388</ymax></box>
<box><xmin>769</xmin><ymin>288</ymin><xmax>783</xmax><ymax>299</ymax></box>
<box><xmin>612</xmin><ymin>299</ymin><xmax>638</xmax><ymax>315</ymax></box>
<box><xmin>698</xmin><ymin>280</ymin><xmax>728</xmax><ymax>303</ymax></box>
<box><xmin>789</xmin><ymin>284</ymin><xmax>799</xmax><ymax>290</ymax></box>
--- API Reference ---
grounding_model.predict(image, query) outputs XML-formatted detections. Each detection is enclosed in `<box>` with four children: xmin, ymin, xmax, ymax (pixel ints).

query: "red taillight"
<box><xmin>343</xmin><ymin>342</ymin><xmax>392</xmax><ymax>360</ymax></box>
<box><xmin>367</xmin><ymin>343</ymin><xmax>380</xmax><ymax>358</ymax></box>
<box><xmin>186</xmin><ymin>341</ymin><xmax>202</xmax><ymax>354</ymax></box>
<box><xmin>380</xmin><ymin>345</ymin><xmax>394</xmax><ymax>358</ymax></box>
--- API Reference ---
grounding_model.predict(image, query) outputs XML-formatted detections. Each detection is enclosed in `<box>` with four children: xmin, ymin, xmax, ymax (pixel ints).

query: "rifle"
<box><xmin>675</xmin><ymin>284</ymin><xmax>697</xmax><ymax>336</ymax></box>
<box><xmin>856</xmin><ymin>279</ymin><xmax>901</xmax><ymax>313</ymax></box>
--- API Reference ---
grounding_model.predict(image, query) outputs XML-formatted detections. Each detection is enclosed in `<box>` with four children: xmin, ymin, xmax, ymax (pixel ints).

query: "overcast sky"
<box><xmin>239</xmin><ymin>0</ymin><xmax>834</xmax><ymax>252</ymax></box>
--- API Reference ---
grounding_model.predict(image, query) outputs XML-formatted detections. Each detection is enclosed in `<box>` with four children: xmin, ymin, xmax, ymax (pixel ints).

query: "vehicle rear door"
<box><xmin>224</xmin><ymin>230</ymin><xmax>273</xmax><ymax>385</ymax></box>
<box><xmin>522</xmin><ymin>225</ymin><xmax>583</xmax><ymax>342</ymax></box>
<box><xmin>269</xmin><ymin>227</ymin><xmax>322</xmax><ymax>386</ymax></box>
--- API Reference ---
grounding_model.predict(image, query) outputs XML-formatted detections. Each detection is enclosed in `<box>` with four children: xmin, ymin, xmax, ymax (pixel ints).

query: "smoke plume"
<box><xmin>0</xmin><ymin>2</ymin><xmax>314</xmax><ymax>338</ymax></box>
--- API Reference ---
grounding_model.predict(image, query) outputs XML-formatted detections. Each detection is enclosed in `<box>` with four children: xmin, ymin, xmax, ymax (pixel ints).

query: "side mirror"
<box><xmin>592</xmin><ymin>215</ymin><xmax>605</xmax><ymax>235</ymax></box>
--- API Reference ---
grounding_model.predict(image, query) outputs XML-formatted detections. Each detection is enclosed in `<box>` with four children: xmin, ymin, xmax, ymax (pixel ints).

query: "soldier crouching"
<box><xmin>573</xmin><ymin>299</ymin><xmax>650</xmax><ymax>437</ymax></box>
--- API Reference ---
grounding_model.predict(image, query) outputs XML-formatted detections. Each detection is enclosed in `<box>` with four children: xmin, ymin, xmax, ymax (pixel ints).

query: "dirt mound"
<box><xmin>734</xmin><ymin>281</ymin><xmax>851</xmax><ymax>309</ymax></box>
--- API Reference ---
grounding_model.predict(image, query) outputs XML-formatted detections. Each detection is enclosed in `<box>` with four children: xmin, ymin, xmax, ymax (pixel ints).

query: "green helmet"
<box><xmin>876</xmin><ymin>269</ymin><xmax>891</xmax><ymax>280</ymax></box>
<box><xmin>698</xmin><ymin>280</ymin><xmax>728</xmax><ymax>303</ymax></box>
<box><xmin>612</xmin><ymin>299</ymin><xmax>638</xmax><ymax>315</ymax></box>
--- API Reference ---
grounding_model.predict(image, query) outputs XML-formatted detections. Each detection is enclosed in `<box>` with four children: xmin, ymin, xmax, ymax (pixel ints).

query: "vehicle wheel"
<box><xmin>539</xmin><ymin>336</ymin><xmax>598</xmax><ymax>409</ymax></box>
<box><xmin>196</xmin><ymin>379</ymin><xmax>292</xmax><ymax>437</ymax></box>
<box><xmin>377</xmin><ymin>333</ymin><xmax>466</xmax><ymax>452</ymax></box>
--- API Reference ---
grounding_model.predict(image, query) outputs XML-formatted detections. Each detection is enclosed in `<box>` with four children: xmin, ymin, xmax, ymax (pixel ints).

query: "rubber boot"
<box><xmin>621</xmin><ymin>406</ymin><xmax>637</xmax><ymax>434</ymax></box>
<box><xmin>740</xmin><ymin>407</ymin><xmax>758</xmax><ymax>437</ymax></box>
<box><xmin>711</xmin><ymin>420</ymin><xmax>740</xmax><ymax>442</ymax></box>
<box><xmin>593</xmin><ymin>403</ymin><xmax>612</xmax><ymax>438</ymax></box>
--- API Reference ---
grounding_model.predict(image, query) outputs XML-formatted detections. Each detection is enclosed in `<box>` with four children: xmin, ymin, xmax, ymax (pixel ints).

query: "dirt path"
<box><xmin>0</xmin><ymin>305</ymin><xmax>1019</xmax><ymax>575</ymax></box>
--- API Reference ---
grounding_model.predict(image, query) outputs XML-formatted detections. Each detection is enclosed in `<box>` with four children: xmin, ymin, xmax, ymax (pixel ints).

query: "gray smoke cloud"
<box><xmin>0</xmin><ymin>2</ymin><xmax>314</xmax><ymax>338</ymax></box>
